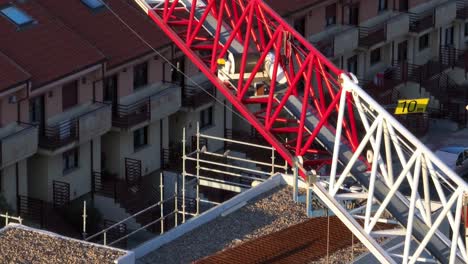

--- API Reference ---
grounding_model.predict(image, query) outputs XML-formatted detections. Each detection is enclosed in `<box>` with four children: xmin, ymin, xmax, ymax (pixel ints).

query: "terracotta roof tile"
<box><xmin>0</xmin><ymin>52</ymin><xmax>30</xmax><ymax>92</ymax></box>
<box><xmin>265</xmin><ymin>0</ymin><xmax>322</xmax><ymax>16</ymax></box>
<box><xmin>0</xmin><ymin>0</ymin><xmax>105</xmax><ymax>88</ymax></box>
<box><xmin>36</xmin><ymin>0</ymin><xmax>172</xmax><ymax>69</ymax></box>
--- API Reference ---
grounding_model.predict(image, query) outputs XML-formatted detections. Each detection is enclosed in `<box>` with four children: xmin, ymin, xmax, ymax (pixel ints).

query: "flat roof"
<box><xmin>0</xmin><ymin>224</ymin><xmax>131</xmax><ymax>264</ymax></box>
<box><xmin>139</xmin><ymin>185</ymin><xmax>309</xmax><ymax>263</ymax></box>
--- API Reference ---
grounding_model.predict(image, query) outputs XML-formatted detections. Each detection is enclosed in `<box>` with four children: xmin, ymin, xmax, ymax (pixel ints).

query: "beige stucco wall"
<box><xmin>101</xmin><ymin>120</ymin><xmax>165</xmax><ymax>179</ymax></box>
<box><xmin>27</xmin><ymin>138</ymin><xmax>100</xmax><ymax>202</ymax></box>
<box><xmin>0</xmin><ymin>84</ymin><xmax>28</xmax><ymax>126</ymax></box>
<box><xmin>1</xmin><ymin>159</ymin><xmax>27</xmax><ymax>212</ymax></box>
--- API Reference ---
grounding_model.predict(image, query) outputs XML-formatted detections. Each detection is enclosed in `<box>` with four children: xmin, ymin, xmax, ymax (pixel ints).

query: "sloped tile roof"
<box><xmin>0</xmin><ymin>0</ymin><xmax>105</xmax><ymax>88</ymax></box>
<box><xmin>36</xmin><ymin>0</ymin><xmax>172</xmax><ymax>69</ymax></box>
<box><xmin>0</xmin><ymin>51</ymin><xmax>30</xmax><ymax>92</ymax></box>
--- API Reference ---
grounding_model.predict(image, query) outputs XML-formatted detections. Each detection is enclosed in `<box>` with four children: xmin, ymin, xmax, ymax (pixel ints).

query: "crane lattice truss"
<box><xmin>133</xmin><ymin>0</ymin><xmax>468</xmax><ymax>262</ymax></box>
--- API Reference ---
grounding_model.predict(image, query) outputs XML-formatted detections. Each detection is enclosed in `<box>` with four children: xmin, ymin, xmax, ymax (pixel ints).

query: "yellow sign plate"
<box><xmin>394</xmin><ymin>98</ymin><xmax>430</xmax><ymax>115</ymax></box>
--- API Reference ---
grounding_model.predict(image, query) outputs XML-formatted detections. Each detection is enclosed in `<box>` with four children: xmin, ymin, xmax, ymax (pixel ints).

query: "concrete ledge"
<box><xmin>133</xmin><ymin>173</ymin><xmax>284</xmax><ymax>258</ymax></box>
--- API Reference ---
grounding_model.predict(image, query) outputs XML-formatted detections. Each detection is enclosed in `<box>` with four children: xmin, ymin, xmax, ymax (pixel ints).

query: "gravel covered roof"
<box><xmin>0</xmin><ymin>224</ymin><xmax>128</xmax><ymax>264</ymax></box>
<box><xmin>139</xmin><ymin>186</ymin><xmax>309</xmax><ymax>263</ymax></box>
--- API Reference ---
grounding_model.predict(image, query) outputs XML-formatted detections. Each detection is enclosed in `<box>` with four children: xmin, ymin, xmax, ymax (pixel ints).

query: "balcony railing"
<box><xmin>359</xmin><ymin>22</ymin><xmax>386</xmax><ymax>48</ymax></box>
<box><xmin>409</xmin><ymin>9</ymin><xmax>434</xmax><ymax>33</ymax></box>
<box><xmin>0</xmin><ymin>122</ymin><xmax>38</xmax><ymax>168</ymax></box>
<box><xmin>113</xmin><ymin>98</ymin><xmax>150</xmax><ymax>128</ymax></box>
<box><xmin>113</xmin><ymin>82</ymin><xmax>181</xmax><ymax>129</ymax></box>
<box><xmin>310</xmin><ymin>26</ymin><xmax>359</xmax><ymax>57</ymax></box>
<box><xmin>358</xmin><ymin>13</ymin><xmax>409</xmax><ymax>48</ymax></box>
<box><xmin>457</xmin><ymin>0</ymin><xmax>468</xmax><ymax>19</ymax></box>
<box><xmin>182</xmin><ymin>80</ymin><xmax>216</xmax><ymax>109</ymax></box>
<box><xmin>40</xmin><ymin>102</ymin><xmax>111</xmax><ymax>151</ymax></box>
<box><xmin>440</xmin><ymin>45</ymin><xmax>468</xmax><ymax>71</ymax></box>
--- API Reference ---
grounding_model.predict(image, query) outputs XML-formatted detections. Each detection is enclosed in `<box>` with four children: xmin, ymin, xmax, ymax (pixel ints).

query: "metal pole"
<box><xmin>464</xmin><ymin>193</ymin><xmax>468</xmax><ymax>259</ymax></box>
<box><xmin>160</xmin><ymin>172</ymin><xmax>164</xmax><ymax>234</ymax></box>
<box><xmin>174</xmin><ymin>177</ymin><xmax>178</xmax><ymax>227</ymax></box>
<box><xmin>82</xmin><ymin>200</ymin><xmax>87</xmax><ymax>239</ymax></box>
<box><xmin>271</xmin><ymin>148</ymin><xmax>275</xmax><ymax>175</ymax></box>
<box><xmin>196</xmin><ymin>123</ymin><xmax>200</xmax><ymax>216</ymax></box>
<box><xmin>292</xmin><ymin>156</ymin><xmax>299</xmax><ymax>202</ymax></box>
<box><xmin>182</xmin><ymin>127</ymin><xmax>186</xmax><ymax>223</ymax></box>
<box><xmin>5</xmin><ymin>212</ymin><xmax>8</xmax><ymax>226</ymax></box>
<box><xmin>103</xmin><ymin>232</ymin><xmax>107</xmax><ymax>246</ymax></box>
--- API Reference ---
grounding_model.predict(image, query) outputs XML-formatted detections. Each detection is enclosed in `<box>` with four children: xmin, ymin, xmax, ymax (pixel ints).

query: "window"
<box><xmin>293</xmin><ymin>16</ymin><xmax>306</xmax><ymax>36</ymax></box>
<box><xmin>419</xmin><ymin>34</ymin><xmax>429</xmax><ymax>51</ymax></box>
<box><xmin>445</xmin><ymin>26</ymin><xmax>454</xmax><ymax>46</ymax></box>
<box><xmin>465</xmin><ymin>22</ymin><xmax>468</xmax><ymax>36</ymax></box>
<box><xmin>349</xmin><ymin>3</ymin><xmax>359</xmax><ymax>25</ymax></box>
<box><xmin>81</xmin><ymin>0</ymin><xmax>104</xmax><ymax>9</ymax></box>
<box><xmin>62</xmin><ymin>81</ymin><xmax>78</xmax><ymax>110</ymax></box>
<box><xmin>378</xmin><ymin>0</ymin><xmax>387</xmax><ymax>12</ymax></box>
<box><xmin>347</xmin><ymin>55</ymin><xmax>358</xmax><ymax>75</ymax></box>
<box><xmin>29</xmin><ymin>95</ymin><xmax>44</xmax><ymax>124</ymax></box>
<box><xmin>370</xmin><ymin>48</ymin><xmax>381</xmax><ymax>65</ymax></box>
<box><xmin>103</xmin><ymin>74</ymin><xmax>118</xmax><ymax>103</ymax></box>
<box><xmin>63</xmin><ymin>148</ymin><xmax>79</xmax><ymax>174</ymax></box>
<box><xmin>399</xmin><ymin>0</ymin><xmax>409</xmax><ymax>12</ymax></box>
<box><xmin>133</xmin><ymin>126</ymin><xmax>148</xmax><ymax>150</ymax></box>
<box><xmin>133</xmin><ymin>62</ymin><xmax>148</xmax><ymax>89</ymax></box>
<box><xmin>0</xmin><ymin>6</ymin><xmax>33</xmax><ymax>26</ymax></box>
<box><xmin>200</xmin><ymin>106</ymin><xmax>213</xmax><ymax>129</ymax></box>
<box><xmin>325</xmin><ymin>4</ymin><xmax>337</xmax><ymax>26</ymax></box>
<box><xmin>171</xmin><ymin>57</ymin><xmax>185</xmax><ymax>87</ymax></box>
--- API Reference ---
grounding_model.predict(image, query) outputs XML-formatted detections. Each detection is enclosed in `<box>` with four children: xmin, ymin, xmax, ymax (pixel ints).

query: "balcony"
<box><xmin>113</xmin><ymin>82</ymin><xmax>181</xmax><ymax>129</ymax></box>
<box><xmin>358</xmin><ymin>12</ymin><xmax>409</xmax><ymax>48</ymax></box>
<box><xmin>39</xmin><ymin>102</ymin><xmax>111</xmax><ymax>152</ymax></box>
<box><xmin>457</xmin><ymin>0</ymin><xmax>468</xmax><ymax>20</ymax></box>
<box><xmin>439</xmin><ymin>45</ymin><xmax>468</xmax><ymax>71</ymax></box>
<box><xmin>0</xmin><ymin>122</ymin><xmax>38</xmax><ymax>169</ymax></box>
<box><xmin>182</xmin><ymin>74</ymin><xmax>216</xmax><ymax>109</ymax></box>
<box><xmin>409</xmin><ymin>0</ymin><xmax>456</xmax><ymax>33</ymax></box>
<box><xmin>309</xmin><ymin>25</ymin><xmax>359</xmax><ymax>57</ymax></box>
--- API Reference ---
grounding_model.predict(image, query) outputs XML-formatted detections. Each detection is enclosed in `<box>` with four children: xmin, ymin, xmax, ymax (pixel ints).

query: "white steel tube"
<box><xmin>182</xmin><ymin>127</ymin><xmax>186</xmax><ymax>223</ymax></box>
<box><xmin>201</xmin><ymin>150</ymin><xmax>285</xmax><ymax>169</ymax></box>
<box><xmin>331</xmin><ymin>116</ymin><xmax>382</xmax><ymax>196</ymax></box>
<box><xmin>199</xmin><ymin>133</ymin><xmax>274</xmax><ymax>150</ymax></box>
<box><xmin>410</xmin><ymin>188</ymin><xmax>464</xmax><ymax>264</ymax></box>
<box><xmin>364</xmin><ymin>120</ymin><xmax>384</xmax><ymax>230</ymax></box>
<box><xmin>160</xmin><ymin>172</ymin><xmax>164</xmax><ymax>234</ymax></box>
<box><xmin>329</xmin><ymin>88</ymin><xmax>348</xmax><ymax>191</ymax></box>
<box><xmin>449</xmin><ymin>194</ymin><xmax>463</xmax><ymax>264</ymax></box>
<box><xmin>185</xmin><ymin>156</ymin><xmax>271</xmax><ymax>175</ymax></box>
<box><xmin>383</xmin><ymin>121</ymin><xmax>393</xmax><ymax>185</ymax></box>
<box><xmin>402</xmin><ymin>156</ymin><xmax>421</xmax><ymax>264</ymax></box>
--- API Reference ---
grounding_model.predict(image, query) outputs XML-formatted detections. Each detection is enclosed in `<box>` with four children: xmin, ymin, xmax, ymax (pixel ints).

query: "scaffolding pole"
<box><xmin>174</xmin><ymin>177</ymin><xmax>178</xmax><ymax>227</ymax></box>
<box><xmin>160</xmin><ymin>172</ymin><xmax>164</xmax><ymax>234</ymax></box>
<box><xmin>196</xmin><ymin>123</ymin><xmax>200</xmax><ymax>216</ymax></box>
<box><xmin>182</xmin><ymin>127</ymin><xmax>186</xmax><ymax>223</ymax></box>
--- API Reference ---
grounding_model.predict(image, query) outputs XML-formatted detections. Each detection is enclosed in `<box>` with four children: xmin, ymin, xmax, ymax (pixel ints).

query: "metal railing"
<box><xmin>112</xmin><ymin>98</ymin><xmax>151</xmax><ymax>129</ymax></box>
<box><xmin>52</xmin><ymin>180</ymin><xmax>70</xmax><ymax>208</ymax></box>
<box><xmin>408</xmin><ymin>9</ymin><xmax>434</xmax><ymax>33</ymax></box>
<box><xmin>182</xmin><ymin>81</ymin><xmax>216</xmax><ymax>108</ymax></box>
<box><xmin>39</xmin><ymin>102</ymin><xmax>109</xmax><ymax>150</ymax></box>
<box><xmin>314</xmin><ymin>38</ymin><xmax>334</xmax><ymax>57</ymax></box>
<box><xmin>92</xmin><ymin>171</ymin><xmax>118</xmax><ymax>200</ymax></box>
<box><xmin>86</xmin><ymin>192</ymin><xmax>178</xmax><ymax>246</ymax></box>
<box><xmin>17</xmin><ymin>195</ymin><xmax>45</xmax><ymax>227</ymax></box>
<box><xmin>124</xmin><ymin>158</ymin><xmax>142</xmax><ymax>186</ymax></box>
<box><xmin>358</xmin><ymin>22</ymin><xmax>386</xmax><ymax>48</ymax></box>
<box><xmin>457</xmin><ymin>0</ymin><xmax>468</xmax><ymax>19</ymax></box>
<box><xmin>439</xmin><ymin>45</ymin><xmax>468</xmax><ymax>71</ymax></box>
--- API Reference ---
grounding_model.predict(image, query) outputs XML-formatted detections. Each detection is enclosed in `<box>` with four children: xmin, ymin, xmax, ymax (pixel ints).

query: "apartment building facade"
<box><xmin>268</xmin><ymin>0</ymin><xmax>468</xmax><ymax>126</ymax></box>
<box><xmin>0</xmin><ymin>0</ymin><xmax>231</xmax><ymax>216</ymax></box>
